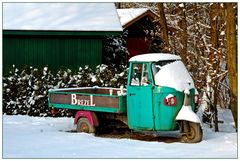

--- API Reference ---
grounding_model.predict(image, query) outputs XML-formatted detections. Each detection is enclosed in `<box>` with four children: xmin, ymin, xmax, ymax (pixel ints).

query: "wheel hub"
<box><xmin>186</xmin><ymin>126</ymin><xmax>196</xmax><ymax>140</ymax></box>
<box><xmin>80</xmin><ymin>122</ymin><xmax>89</xmax><ymax>133</ymax></box>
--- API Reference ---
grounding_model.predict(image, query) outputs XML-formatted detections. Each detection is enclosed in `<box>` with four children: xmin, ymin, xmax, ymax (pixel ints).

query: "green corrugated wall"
<box><xmin>3</xmin><ymin>34</ymin><xmax>103</xmax><ymax>73</ymax></box>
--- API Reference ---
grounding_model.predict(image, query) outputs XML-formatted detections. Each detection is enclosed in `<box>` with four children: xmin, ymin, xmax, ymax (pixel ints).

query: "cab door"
<box><xmin>127</xmin><ymin>62</ymin><xmax>154</xmax><ymax>130</ymax></box>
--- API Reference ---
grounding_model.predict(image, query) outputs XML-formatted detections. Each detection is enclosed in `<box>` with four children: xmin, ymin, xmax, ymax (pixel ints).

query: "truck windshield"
<box><xmin>151</xmin><ymin>60</ymin><xmax>195</xmax><ymax>91</ymax></box>
<box><xmin>152</xmin><ymin>60</ymin><xmax>176</xmax><ymax>76</ymax></box>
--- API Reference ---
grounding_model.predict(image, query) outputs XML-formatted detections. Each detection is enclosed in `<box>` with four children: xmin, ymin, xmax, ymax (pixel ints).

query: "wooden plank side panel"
<box><xmin>50</xmin><ymin>93</ymin><xmax>119</xmax><ymax>108</ymax></box>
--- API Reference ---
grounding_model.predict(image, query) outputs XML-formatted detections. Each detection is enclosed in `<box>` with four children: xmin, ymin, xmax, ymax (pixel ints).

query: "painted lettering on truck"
<box><xmin>71</xmin><ymin>94</ymin><xmax>96</xmax><ymax>106</ymax></box>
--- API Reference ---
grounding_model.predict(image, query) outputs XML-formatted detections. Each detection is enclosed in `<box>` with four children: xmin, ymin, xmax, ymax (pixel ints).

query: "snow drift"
<box><xmin>3</xmin><ymin>108</ymin><xmax>237</xmax><ymax>158</ymax></box>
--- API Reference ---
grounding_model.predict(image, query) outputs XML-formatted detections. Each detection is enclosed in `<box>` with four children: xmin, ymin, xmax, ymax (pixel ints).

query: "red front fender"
<box><xmin>74</xmin><ymin>111</ymin><xmax>99</xmax><ymax>126</ymax></box>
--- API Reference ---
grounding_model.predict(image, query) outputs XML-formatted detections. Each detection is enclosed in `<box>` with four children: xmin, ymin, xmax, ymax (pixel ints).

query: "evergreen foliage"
<box><xmin>3</xmin><ymin>65</ymin><xmax>128</xmax><ymax>117</ymax></box>
<box><xmin>103</xmin><ymin>30</ymin><xmax>129</xmax><ymax>68</ymax></box>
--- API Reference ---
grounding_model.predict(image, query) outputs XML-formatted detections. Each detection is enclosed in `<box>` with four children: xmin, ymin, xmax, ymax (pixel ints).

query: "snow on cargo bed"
<box><xmin>153</xmin><ymin>60</ymin><xmax>195</xmax><ymax>92</ymax></box>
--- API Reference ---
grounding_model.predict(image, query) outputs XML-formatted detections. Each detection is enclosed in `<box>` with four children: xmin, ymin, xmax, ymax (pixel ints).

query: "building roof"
<box><xmin>117</xmin><ymin>8</ymin><xmax>158</xmax><ymax>29</ymax></box>
<box><xmin>129</xmin><ymin>53</ymin><xmax>181</xmax><ymax>62</ymax></box>
<box><xmin>3</xmin><ymin>3</ymin><xmax>123</xmax><ymax>32</ymax></box>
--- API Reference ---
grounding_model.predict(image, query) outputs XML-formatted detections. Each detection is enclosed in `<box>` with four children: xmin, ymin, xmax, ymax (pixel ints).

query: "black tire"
<box><xmin>181</xmin><ymin>122</ymin><xmax>203</xmax><ymax>143</ymax></box>
<box><xmin>76</xmin><ymin>118</ymin><xmax>95</xmax><ymax>134</ymax></box>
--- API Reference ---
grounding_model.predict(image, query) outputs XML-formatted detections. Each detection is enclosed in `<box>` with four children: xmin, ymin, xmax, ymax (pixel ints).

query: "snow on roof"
<box><xmin>3</xmin><ymin>3</ymin><xmax>123</xmax><ymax>32</ymax></box>
<box><xmin>117</xmin><ymin>8</ymin><xmax>149</xmax><ymax>27</ymax></box>
<box><xmin>129</xmin><ymin>53</ymin><xmax>181</xmax><ymax>62</ymax></box>
<box><xmin>154</xmin><ymin>61</ymin><xmax>195</xmax><ymax>92</ymax></box>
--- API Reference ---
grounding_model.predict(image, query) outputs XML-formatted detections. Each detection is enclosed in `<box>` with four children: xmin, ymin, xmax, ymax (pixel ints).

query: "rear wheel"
<box><xmin>76</xmin><ymin>118</ymin><xmax>95</xmax><ymax>133</ymax></box>
<box><xmin>181</xmin><ymin>122</ymin><xmax>202</xmax><ymax>143</ymax></box>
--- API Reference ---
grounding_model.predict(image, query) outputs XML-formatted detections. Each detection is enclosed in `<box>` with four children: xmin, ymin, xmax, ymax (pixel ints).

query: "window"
<box><xmin>151</xmin><ymin>60</ymin><xmax>178</xmax><ymax>85</ymax></box>
<box><xmin>152</xmin><ymin>60</ymin><xmax>176</xmax><ymax>76</ymax></box>
<box><xmin>130</xmin><ymin>63</ymin><xmax>150</xmax><ymax>86</ymax></box>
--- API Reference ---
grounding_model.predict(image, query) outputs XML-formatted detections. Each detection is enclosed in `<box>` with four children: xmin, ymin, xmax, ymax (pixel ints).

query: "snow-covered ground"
<box><xmin>3</xmin><ymin>108</ymin><xmax>237</xmax><ymax>159</ymax></box>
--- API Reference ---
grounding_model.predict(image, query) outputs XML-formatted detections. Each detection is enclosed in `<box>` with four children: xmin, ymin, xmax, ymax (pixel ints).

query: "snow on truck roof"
<box><xmin>3</xmin><ymin>3</ymin><xmax>122</xmax><ymax>32</ymax></box>
<box><xmin>129</xmin><ymin>53</ymin><xmax>181</xmax><ymax>62</ymax></box>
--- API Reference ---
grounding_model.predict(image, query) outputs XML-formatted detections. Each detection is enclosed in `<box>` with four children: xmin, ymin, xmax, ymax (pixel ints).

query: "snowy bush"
<box><xmin>76</xmin><ymin>66</ymin><xmax>94</xmax><ymax>87</ymax></box>
<box><xmin>93</xmin><ymin>64</ymin><xmax>128</xmax><ymax>88</ymax></box>
<box><xmin>3</xmin><ymin>65</ymin><xmax>128</xmax><ymax>117</ymax></box>
<box><xmin>94</xmin><ymin>64</ymin><xmax>114</xmax><ymax>87</ymax></box>
<box><xmin>3</xmin><ymin>65</ymin><xmax>21</xmax><ymax>115</ymax></box>
<box><xmin>3</xmin><ymin>66</ymin><xmax>72</xmax><ymax>117</ymax></box>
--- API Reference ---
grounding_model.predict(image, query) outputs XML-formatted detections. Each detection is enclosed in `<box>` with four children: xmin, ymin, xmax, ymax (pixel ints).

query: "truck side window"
<box><xmin>130</xmin><ymin>64</ymin><xmax>141</xmax><ymax>86</ymax></box>
<box><xmin>130</xmin><ymin>63</ymin><xmax>149</xmax><ymax>86</ymax></box>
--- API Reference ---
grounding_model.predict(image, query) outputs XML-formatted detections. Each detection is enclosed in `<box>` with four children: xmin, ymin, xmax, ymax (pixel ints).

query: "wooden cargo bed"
<box><xmin>48</xmin><ymin>87</ymin><xmax>127</xmax><ymax>113</ymax></box>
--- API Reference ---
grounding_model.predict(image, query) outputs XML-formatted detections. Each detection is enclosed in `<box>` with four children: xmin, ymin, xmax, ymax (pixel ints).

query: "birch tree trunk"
<box><xmin>226</xmin><ymin>3</ymin><xmax>237</xmax><ymax>130</ymax></box>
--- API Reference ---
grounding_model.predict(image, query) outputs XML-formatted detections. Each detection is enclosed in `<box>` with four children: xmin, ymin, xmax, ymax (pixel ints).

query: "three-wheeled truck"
<box><xmin>48</xmin><ymin>53</ymin><xmax>203</xmax><ymax>143</ymax></box>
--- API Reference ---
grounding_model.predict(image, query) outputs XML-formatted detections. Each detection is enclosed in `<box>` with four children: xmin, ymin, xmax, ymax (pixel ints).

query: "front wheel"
<box><xmin>76</xmin><ymin>118</ymin><xmax>96</xmax><ymax>134</ymax></box>
<box><xmin>181</xmin><ymin>122</ymin><xmax>203</xmax><ymax>143</ymax></box>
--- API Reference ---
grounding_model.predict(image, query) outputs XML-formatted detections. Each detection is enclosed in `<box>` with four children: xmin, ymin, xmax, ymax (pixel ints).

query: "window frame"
<box><xmin>129</xmin><ymin>62</ymin><xmax>152</xmax><ymax>87</ymax></box>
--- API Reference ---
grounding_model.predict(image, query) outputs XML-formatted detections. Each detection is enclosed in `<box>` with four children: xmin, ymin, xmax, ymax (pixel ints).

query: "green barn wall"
<box><xmin>3</xmin><ymin>32</ymin><xmax>105</xmax><ymax>74</ymax></box>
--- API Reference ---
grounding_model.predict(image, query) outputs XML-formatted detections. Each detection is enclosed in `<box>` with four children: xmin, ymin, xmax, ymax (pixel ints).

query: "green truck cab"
<box><xmin>48</xmin><ymin>53</ymin><xmax>202</xmax><ymax>143</ymax></box>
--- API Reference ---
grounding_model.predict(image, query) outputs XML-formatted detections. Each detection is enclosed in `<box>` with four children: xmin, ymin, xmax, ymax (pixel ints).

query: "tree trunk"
<box><xmin>226</xmin><ymin>3</ymin><xmax>238</xmax><ymax>130</ymax></box>
<box><xmin>157</xmin><ymin>3</ymin><xmax>170</xmax><ymax>51</ymax></box>
<box><xmin>177</xmin><ymin>3</ymin><xmax>188</xmax><ymax>65</ymax></box>
<box><xmin>209</xmin><ymin>3</ymin><xmax>220</xmax><ymax>132</ymax></box>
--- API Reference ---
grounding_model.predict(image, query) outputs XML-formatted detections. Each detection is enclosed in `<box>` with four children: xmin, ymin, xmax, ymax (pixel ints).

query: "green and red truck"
<box><xmin>48</xmin><ymin>53</ymin><xmax>203</xmax><ymax>143</ymax></box>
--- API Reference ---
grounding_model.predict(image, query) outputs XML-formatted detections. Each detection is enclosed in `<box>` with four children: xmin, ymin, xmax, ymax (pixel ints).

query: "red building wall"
<box><xmin>127</xmin><ymin>36</ymin><xmax>150</xmax><ymax>60</ymax></box>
